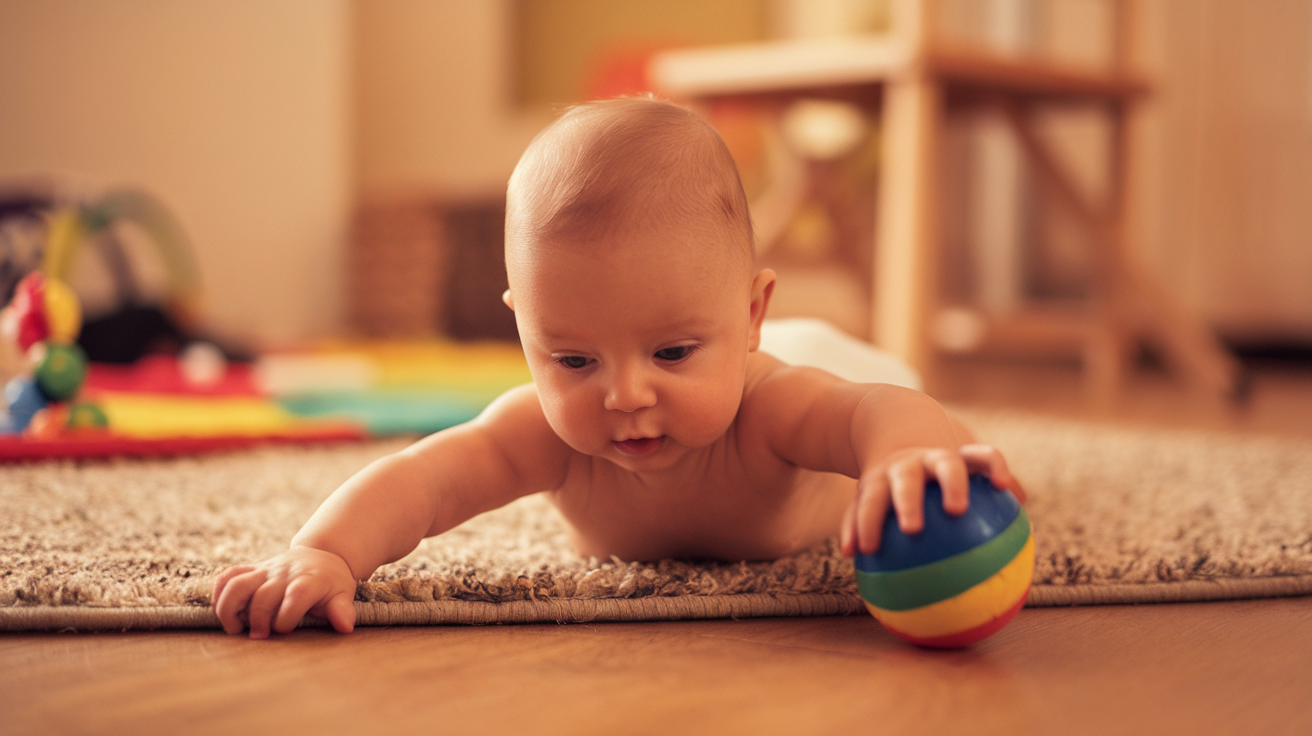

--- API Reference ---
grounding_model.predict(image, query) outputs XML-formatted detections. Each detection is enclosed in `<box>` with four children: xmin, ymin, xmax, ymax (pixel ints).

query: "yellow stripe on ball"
<box><xmin>865</xmin><ymin>534</ymin><xmax>1034</xmax><ymax>639</ymax></box>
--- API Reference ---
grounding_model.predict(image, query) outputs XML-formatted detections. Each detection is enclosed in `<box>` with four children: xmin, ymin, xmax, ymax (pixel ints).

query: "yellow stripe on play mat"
<box><xmin>305</xmin><ymin>340</ymin><xmax>530</xmax><ymax>390</ymax></box>
<box><xmin>97</xmin><ymin>394</ymin><xmax>304</xmax><ymax>439</ymax></box>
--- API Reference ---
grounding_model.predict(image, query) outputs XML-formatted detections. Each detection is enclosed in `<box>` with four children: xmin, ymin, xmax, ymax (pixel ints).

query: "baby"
<box><xmin>213</xmin><ymin>97</ymin><xmax>1023</xmax><ymax>638</ymax></box>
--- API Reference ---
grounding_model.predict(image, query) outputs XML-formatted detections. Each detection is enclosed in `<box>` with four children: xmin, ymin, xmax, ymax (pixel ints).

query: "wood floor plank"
<box><xmin>2</xmin><ymin>597</ymin><xmax>1309</xmax><ymax>736</ymax></box>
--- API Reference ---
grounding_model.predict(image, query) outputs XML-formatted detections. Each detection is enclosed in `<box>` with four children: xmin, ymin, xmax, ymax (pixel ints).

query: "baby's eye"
<box><xmin>654</xmin><ymin>345</ymin><xmax>694</xmax><ymax>362</ymax></box>
<box><xmin>556</xmin><ymin>355</ymin><xmax>590</xmax><ymax>370</ymax></box>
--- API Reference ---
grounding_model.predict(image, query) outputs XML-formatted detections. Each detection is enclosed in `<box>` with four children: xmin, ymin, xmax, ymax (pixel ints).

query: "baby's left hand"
<box><xmin>840</xmin><ymin>444</ymin><xmax>1025</xmax><ymax>557</ymax></box>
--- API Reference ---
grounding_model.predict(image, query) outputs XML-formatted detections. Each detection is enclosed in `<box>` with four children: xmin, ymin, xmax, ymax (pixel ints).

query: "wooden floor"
<box><xmin>4</xmin><ymin>357</ymin><xmax>1312</xmax><ymax>736</ymax></box>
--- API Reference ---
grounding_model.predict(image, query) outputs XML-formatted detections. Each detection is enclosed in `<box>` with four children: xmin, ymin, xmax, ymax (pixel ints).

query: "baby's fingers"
<box><xmin>246</xmin><ymin>576</ymin><xmax>290</xmax><ymax>640</ymax></box>
<box><xmin>925</xmin><ymin>448</ymin><xmax>970</xmax><ymax>516</ymax></box>
<box><xmin>214</xmin><ymin>568</ymin><xmax>266</xmax><ymax>635</ymax></box>
<box><xmin>275</xmin><ymin>576</ymin><xmax>356</xmax><ymax>635</ymax></box>
<box><xmin>888</xmin><ymin>458</ymin><xmax>928</xmax><ymax>535</ymax></box>
<box><xmin>211</xmin><ymin>565</ymin><xmax>255</xmax><ymax>608</ymax></box>
<box><xmin>839</xmin><ymin>500</ymin><xmax>858</xmax><ymax>557</ymax></box>
<box><xmin>322</xmin><ymin>593</ymin><xmax>356</xmax><ymax>634</ymax></box>
<box><xmin>273</xmin><ymin>576</ymin><xmax>325</xmax><ymax>635</ymax></box>
<box><xmin>960</xmin><ymin>444</ymin><xmax>1026</xmax><ymax>503</ymax></box>
<box><xmin>854</xmin><ymin>473</ymin><xmax>892</xmax><ymax>556</ymax></box>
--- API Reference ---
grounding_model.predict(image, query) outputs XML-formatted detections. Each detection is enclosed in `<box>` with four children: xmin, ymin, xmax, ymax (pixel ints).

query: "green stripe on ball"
<box><xmin>857</xmin><ymin>509</ymin><xmax>1031</xmax><ymax>612</ymax></box>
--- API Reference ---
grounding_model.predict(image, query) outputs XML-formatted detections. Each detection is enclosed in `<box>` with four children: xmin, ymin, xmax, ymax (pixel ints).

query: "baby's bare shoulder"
<box><xmin>462</xmin><ymin>383</ymin><xmax>576</xmax><ymax>491</ymax></box>
<box><xmin>737</xmin><ymin>353</ymin><xmax>912</xmax><ymax>474</ymax></box>
<box><xmin>740</xmin><ymin>351</ymin><xmax>853</xmax><ymax>419</ymax></box>
<box><xmin>733</xmin><ymin>353</ymin><xmax>844</xmax><ymax>457</ymax></box>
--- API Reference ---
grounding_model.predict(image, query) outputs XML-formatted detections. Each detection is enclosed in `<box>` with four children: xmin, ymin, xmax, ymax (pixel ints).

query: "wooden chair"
<box><xmin>649</xmin><ymin>0</ymin><xmax>1242</xmax><ymax>404</ymax></box>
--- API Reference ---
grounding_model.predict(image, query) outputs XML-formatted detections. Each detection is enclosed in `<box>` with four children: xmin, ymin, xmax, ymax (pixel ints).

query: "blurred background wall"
<box><xmin>354</xmin><ymin>0</ymin><xmax>544</xmax><ymax>202</ymax></box>
<box><xmin>1</xmin><ymin>0</ymin><xmax>1309</xmax><ymax>348</ymax></box>
<box><xmin>1135</xmin><ymin>0</ymin><xmax>1312</xmax><ymax>342</ymax></box>
<box><xmin>0</xmin><ymin>0</ymin><xmax>351</xmax><ymax>345</ymax></box>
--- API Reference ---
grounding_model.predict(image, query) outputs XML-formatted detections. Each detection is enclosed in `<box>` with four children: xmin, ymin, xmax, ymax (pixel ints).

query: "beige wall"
<box><xmin>354</xmin><ymin>0</ymin><xmax>549</xmax><ymax>201</ymax></box>
<box><xmin>0</xmin><ymin>0</ymin><xmax>352</xmax><ymax>345</ymax></box>
<box><xmin>1134</xmin><ymin>0</ymin><xmax>1312</xmax><ymax>339</ymax></box>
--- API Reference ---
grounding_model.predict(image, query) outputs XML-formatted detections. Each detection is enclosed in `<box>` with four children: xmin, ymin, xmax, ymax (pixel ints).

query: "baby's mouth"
<box><xmin>613</xmin><ymin>437</ymin><xmax>665</xmax><ymax>457</ymax></box>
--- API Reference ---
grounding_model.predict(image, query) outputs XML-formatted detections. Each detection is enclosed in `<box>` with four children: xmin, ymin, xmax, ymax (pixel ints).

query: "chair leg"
<box><xmin>1001</xmin><ymin>101</ymin><xmax>1243</xmax><ymax>402</ymax></box>
<box><xmin>874</xmin><ymin>74</ymin><xmax>942</xmax><ymax>385</ymax></box>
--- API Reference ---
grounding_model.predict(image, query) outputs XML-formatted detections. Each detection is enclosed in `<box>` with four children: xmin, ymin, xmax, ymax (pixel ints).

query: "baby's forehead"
<box><xmin>509</xmin><ymin>217</ymin><xmax>748</xmax><ymax>278</ymax></box>
<box><xmin>510</xmin><ymin>227</ymin><xmax>752</xmax><ymax>333</ymax></box>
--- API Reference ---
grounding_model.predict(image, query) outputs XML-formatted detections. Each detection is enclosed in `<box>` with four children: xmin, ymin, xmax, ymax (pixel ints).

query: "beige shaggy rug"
<box><xmin>2</xmin><ymin>409</ymin><xmax>1310</xmax><ymax>632</ymax></box>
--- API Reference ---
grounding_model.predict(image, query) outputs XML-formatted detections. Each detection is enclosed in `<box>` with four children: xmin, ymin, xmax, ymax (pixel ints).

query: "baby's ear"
<box><xmin>747</xmin><ymin>269</ymin><xmax>776</xmax><ymax>351</ymax></box>
<box><xmin>502</xmin><ymin>290</ymin><xmax>515</xmax><ymax>311</ymax></box>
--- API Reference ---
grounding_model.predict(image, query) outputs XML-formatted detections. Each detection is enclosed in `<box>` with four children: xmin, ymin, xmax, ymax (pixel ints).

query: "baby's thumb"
<box><xmin>325</xmin><ymin>593</ymin><xmax>356</xmax><ymax>634</ymax></box>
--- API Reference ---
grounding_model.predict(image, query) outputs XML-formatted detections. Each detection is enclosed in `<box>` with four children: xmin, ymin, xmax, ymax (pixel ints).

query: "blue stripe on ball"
<box><xmin>854</xmin><ymin>474</ymin><xmax>1022</xmax><ymax>573</ymax></box>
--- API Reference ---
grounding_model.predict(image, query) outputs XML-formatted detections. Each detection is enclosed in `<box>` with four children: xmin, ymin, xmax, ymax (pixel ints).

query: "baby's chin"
<box><xmin>573</xmin><ymin>434</ymin><xmax>693</xmax><ymax>473</ymax></box>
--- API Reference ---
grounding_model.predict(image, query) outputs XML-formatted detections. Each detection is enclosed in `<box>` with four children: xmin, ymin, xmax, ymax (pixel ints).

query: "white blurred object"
<box><xmin>781</xmin><ymin>99</ymin><xmax>868</xmax><ymax>161</ymax></box>
<box><xmin>648</xmin><ymin>36</ymin><xmax>907</xmax><ymax>99</ymax></box>
<box><xmin>759</xmin><ymin>317</ymin><xmax>922</xmax><ymax>390</ymax></box>
<box><xmin>255</xmin><ymin>353</ymin><xmax>377</xmax><ymax>395</ymax></box>
<box><xmin>933</xmin><ymin>307</ymin><xmax>989</xmax><ymax>353</ymax></box>
<box><xmin>181</xmin><ymin>341</ymin><xmax>226</xmax><ymax>387</ymax></box>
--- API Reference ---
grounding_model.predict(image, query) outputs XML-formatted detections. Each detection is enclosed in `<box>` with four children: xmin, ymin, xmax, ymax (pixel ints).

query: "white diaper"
<box><xmin>758</xmin><ymin>318</ymin><xmax>922</xmax><ymax>391</ymax></box>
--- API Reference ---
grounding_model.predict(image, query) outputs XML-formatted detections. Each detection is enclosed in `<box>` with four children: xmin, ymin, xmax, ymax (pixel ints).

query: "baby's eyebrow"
<box><xmin>658</xmin><ymin>316</ymin><xmax>718</xmax><ymax>335</ymax></box>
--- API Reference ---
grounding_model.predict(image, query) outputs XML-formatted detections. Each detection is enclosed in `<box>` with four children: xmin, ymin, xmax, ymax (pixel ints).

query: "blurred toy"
<box><xmin>854</xmin><ymin>475</ymin><xmax>1034</xmax><ymax>648</ymax></box>
<box><xmin>1</xmin><ymin>270</ymin><xmax>101</xmax><ymax>434</ymax></box>
<box><xmin>0</xmin><ymin>190</ymin><xmax>52</xmax><ymax>309</ymax></box>
<box><xmin>0</xmin><ymin>186</ymin><xmax>363</xmax><ymax>458</ymax></box>
<box><xmin>3</xmin><ymin>376</ymin><xmax>47</xmax><ymax>433</ymax></box>
<box><xmin>3</xmin><ymin>271</ymin><xmax>83</xmax><ymax>343</ymax></box>
<box><xmin>25</xmin><ymin>402</ymin><xmax>70</xmax><ymax>440</ymax></box>
<box><xmin>65</xmin><ymin>401</ymin><xmax>108</xmax><ymax>430</ymax></box>
<box><xmin>44</xmin><ymin>188</ymin><xmax>207</xmax><ymax>363</ymax></box>
<box><xmin>41</xmin><ymin>277</ymin><xmax>82</xmax><ymax>343</ymax></box>
<box><xmin>0</xmin><ymin>184</ymin><xmax>217</xmax><ymax>434</ymax></box>
<box><xmin>180</xmin><ymin>341</ymin><xmax>226</xmax><ymax>387</ymax></box>
<box><xmin>35</xmin><ymin>342</ymin><xmax>88</xmax><ymax>400</ymax></box>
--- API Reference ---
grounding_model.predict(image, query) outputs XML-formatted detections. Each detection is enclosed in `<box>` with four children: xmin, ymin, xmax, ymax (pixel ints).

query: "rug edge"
<box><xmin>4</xmin><ymin>577</ymin><xmax>1310</xmax><ymax>632</ymax></box>
<box><xmin>1025</xmin><ymin>575</ymin><xmax>1312</xmax><ymax>606</ymax></box>
<box><xmin>0</xmin><ymin>593</ymin><xmax>867</xmax><ymax>632</ymax></box>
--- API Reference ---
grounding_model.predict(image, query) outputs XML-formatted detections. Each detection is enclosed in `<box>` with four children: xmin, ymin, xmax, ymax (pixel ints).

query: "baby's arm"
<box><xmin>212</xmin><ymin>384</ymin><xmax>569</xmax><ymax>638</ymax></box>
<box><xmin>746</xmin><ymin>365</ymin><xmax>1024</xmax><ymax>556</ymax></box>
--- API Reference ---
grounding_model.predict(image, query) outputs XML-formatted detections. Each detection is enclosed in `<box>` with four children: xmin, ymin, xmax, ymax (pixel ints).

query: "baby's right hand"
<box><xmin>212</xmin><ymin>546</ymin><xmax>357</xmax><ymax>639</ymax></box>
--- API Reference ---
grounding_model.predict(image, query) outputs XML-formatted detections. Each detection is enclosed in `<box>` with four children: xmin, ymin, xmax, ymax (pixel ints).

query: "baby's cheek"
<box><xmin>670</xmin><ymin>387</ymin><xmax>741</xmax><ymax>448</ymax></box>
<box><xmin>537</xmin><ymin>385</ymin><xmax>601</xmax><ymax>451</ymax></box>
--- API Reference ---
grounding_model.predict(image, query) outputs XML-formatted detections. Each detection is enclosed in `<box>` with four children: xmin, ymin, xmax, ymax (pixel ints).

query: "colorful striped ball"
<box><xmin>855</xmin><ymin>475</ymin><xmax>1033</xmax><ymax>648</ymax></box>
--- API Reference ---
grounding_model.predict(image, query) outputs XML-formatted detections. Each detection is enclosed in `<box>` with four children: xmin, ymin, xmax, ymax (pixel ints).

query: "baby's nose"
<box><xmin>604</xmin><ymin>365</ymin><xmax>657</xmax><ymax>412</ymax></box>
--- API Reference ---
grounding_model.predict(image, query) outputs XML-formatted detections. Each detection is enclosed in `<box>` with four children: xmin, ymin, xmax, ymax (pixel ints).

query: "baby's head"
<box><xmin>503</xmin><ymin>97</ymin><xmax>775</xmax><ymax>470</ymax></box>
<box><xmin>505</xmin><ymin>96</ymin><xmax>753</xmax><ymax>269</ymax></box>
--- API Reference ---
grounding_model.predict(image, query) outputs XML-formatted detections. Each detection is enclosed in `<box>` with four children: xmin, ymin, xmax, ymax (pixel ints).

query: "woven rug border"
<box><xmin>3</xmin><ymin>576</ymin><xmax>1310</xmax><ymax>632</ymax></box>
<box><xmin>0</xmin><ymin>593</ymin><xmax>862</xmax><ymax>632</ymax></box>
<box><xmin>1026</xmin><ymin>574</ymin><xmax>1312</xmax><ymax>606</ymax></box>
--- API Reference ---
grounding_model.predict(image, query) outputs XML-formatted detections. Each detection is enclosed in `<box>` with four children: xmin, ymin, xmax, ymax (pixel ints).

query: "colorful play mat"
<box><xmin>0</xmin><ymin>187</ymin><xmax>532</xmax><ymax>461</ymax></box>
<box><xmin>0</xmin><ymin>340</ymin><xmax>531</xmax><ymax>461</ymax></box>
